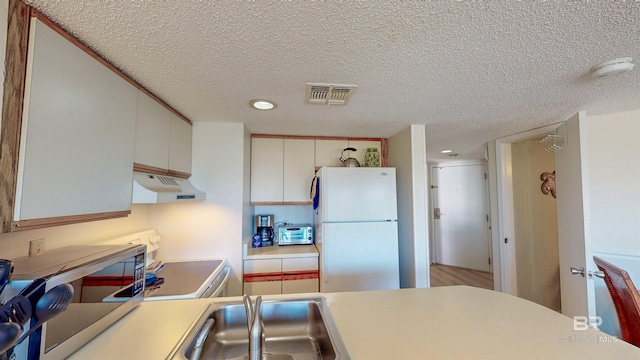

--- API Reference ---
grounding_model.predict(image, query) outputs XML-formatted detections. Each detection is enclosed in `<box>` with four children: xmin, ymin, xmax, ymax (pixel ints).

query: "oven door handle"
<box><xmin>210</xmin><ymin>266</ymin><xmax>230</xmax><ymax>298</ymax></box>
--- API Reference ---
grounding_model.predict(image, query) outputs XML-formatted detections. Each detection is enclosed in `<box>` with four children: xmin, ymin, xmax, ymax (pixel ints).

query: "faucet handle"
<box><xmin>243</xmin><ymin>294</ymin><xmax>253</xmax><ymax>331</ymax></box>
<box><xmin>248</xmin><ymin>295</ymin><xmax>264</xmax><ymax>360</ymax></box>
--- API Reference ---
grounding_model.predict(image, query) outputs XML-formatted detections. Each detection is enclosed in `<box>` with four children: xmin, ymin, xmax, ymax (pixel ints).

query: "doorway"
<box><xmin>510</xmin><ymin>138</ymin><xmax>561</xmax><ymax>312</ymax></box>
<box><xmin>490</xmin><ymin>114</ymin><xmax>596</xmax><ymax>318</ymax></box>
<box><xmin>430</xmin><ymin>163</ymin><xmax>492</xmax><ymax>288</ymax></box>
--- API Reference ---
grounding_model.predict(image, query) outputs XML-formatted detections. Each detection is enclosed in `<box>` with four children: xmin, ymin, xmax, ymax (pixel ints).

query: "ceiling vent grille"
<box><xmin>305</xmin><ymin>83</ymin><xmax>357</xmax><ymax>105</ymax></box>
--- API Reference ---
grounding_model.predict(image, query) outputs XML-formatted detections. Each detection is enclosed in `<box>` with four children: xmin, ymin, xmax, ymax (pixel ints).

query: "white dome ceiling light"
<box><xmin>591</xmin><ymin>57</ymin><xmax>635</xmax><ymax>78</ymax></box>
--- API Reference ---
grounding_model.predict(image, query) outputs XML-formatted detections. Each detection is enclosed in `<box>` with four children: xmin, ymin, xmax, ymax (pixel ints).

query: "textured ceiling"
<box><xmin>25</xmin><ymin>1</ymin><xmax>640</xmax><ymax>161</ymax></box>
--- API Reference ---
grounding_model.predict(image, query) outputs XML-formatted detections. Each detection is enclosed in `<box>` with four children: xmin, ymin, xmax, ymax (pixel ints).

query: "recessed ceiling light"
<box><xmin>250</xmin><ymin>99</ymin><xmax>277</xmax><ymax>110</ymax></box>
<box><xmin>591</xmin><ymin>57</ymin><xmax>635</xmax><ymax>78</ymax></box>
<box><xmin>440</xmin><ymin>150</ymin><xmax>453</xmax><ymax>154</ymax></box>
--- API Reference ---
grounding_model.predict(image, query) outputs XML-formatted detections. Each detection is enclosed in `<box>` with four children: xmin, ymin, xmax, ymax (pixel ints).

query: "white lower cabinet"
<box><xmin>243</xmin><ymin>256</ymin><xmax>319</xmax><ymax>296</ymax></box>
<box><xmin>282</xmin><ymin>279</ymin><xmax>318</xmax><ymax>294</ymax></box>
<box><xmin>244</xmin><ymin>281</ymin><xmax>282</xmax><ymax>296</ymax></box>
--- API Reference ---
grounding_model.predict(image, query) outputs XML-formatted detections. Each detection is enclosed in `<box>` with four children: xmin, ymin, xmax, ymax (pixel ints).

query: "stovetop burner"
<box><xmin>112</xmin><ymin>259</ymin><xmax>225</xmax><ymax>300</ymax></box>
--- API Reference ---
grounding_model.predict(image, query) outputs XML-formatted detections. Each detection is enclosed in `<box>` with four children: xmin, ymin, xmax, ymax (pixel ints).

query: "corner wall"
<box><xmin>387</xmin><ymin>124</ymin><xmax>429</xmax><ymax>288</ymax></box>
<box><xmin>149</xmin><ymin>122</ymin><xmax>248</xmax><ymax>296</ymax></box>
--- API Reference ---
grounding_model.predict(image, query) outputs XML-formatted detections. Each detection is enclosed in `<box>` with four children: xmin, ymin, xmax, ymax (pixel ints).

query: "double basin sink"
<box><xmin>167</xmin><ymin>297</ymin><xmax>349</xmax><ymax>360</ymax></box>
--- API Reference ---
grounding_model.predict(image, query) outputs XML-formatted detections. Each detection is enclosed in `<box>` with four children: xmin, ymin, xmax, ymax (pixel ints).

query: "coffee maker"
<box><xmin>255</xmin><ymin>215</ymin><xmax>275</xmax><ymax>246</ymax></box>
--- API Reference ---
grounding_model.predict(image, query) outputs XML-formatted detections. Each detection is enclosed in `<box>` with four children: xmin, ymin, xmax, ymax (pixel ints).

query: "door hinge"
<box><xmin>488</xmin><ymin>257</ymin><xmax>491</xmax><ymax>265</ymax></box>
<box><xmin>486</xmin><ymin>214</ymin><xmax>489</xmax><ymax>222</ymax></box>
<box><xmin>484</xmin><ymin>173</ymin><xmax>487</xmax><ymax>180</ymax></box>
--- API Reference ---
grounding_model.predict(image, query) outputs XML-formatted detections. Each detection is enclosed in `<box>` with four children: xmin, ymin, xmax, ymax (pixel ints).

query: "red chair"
<box><xmin>593</xmin><ymin>256</ymin><xmax>640</xmax><ymax>347</ymax></box>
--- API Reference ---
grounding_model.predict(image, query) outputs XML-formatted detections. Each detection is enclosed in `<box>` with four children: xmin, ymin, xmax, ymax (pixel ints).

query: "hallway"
<box><xmin>430</xmin><ymin>264</ymin><xmax>493</xmax><ymax>290</ymax></box>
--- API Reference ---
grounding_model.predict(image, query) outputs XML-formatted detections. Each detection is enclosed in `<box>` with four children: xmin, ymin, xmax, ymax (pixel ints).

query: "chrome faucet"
<box><xmin>243</xmin><ymin>295</ymin><xmax>264</xmax><ymax>360</ymax></box>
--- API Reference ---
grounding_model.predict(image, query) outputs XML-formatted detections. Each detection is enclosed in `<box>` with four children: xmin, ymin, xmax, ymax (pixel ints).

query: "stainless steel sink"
<box><xmin>166</xmin><ymin>297</ymin><xmax>349</xmax><ymax>360</ymax></box>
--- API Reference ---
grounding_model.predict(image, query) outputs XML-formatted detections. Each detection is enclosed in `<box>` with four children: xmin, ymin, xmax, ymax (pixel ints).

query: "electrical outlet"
<box><xmin>29</xmin><ymin>239</ymin><xmax>45</xmax><ymax>256</ymax></box>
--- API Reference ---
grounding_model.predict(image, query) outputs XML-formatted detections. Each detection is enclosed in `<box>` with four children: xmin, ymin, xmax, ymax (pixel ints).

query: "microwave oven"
<box><xmin>1</xmin><ymin>244</ymin><xmax>146</xmax><ymax>360</ymax></box>
<box><xmin>278</xmin><ymin>224</ymin><xmax>314</xmax><ymax>245</ymax></box>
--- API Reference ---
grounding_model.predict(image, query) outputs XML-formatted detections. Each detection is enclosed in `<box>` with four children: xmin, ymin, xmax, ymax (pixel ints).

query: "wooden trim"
<box><xmin>283</xmin><ymin>270</ymin><xmax>319</xmax><ymax>280</ymax></box>
<box><xmin>132</xmin><ymin>164</ymin><xmax>190</xmax><ymax>179</ymax></box>
<box><xmin>133</xmin><ymin>163</ymin><xmax>168</xmax><ymax>175</ymax></box>
<box><xmin>244</xmin><ymin>270</ymin><xmax>319</xmax><ymax>282</ymax></box>
<box><xmin>29</xmin><ymin>10</ymin><xmax>192</xmax><ymax>126</ymax></box>
<box><xmin>380</xmin><ymin>138</ymin><xmax>388</xmax><ymax>167</ymax></box>
<box><xmin>252</xmin><ymin>134</ymin><xmax>386</xmax><ymax>142</ymax></box>
<box><xmin>167</xmin><ymin>170</ymin><xmax>191</xmax><ymax>179</ymax></box>
<box><xmin>0</xmin><ymin>0</ymin><xmax>31</xmax><ymax>233</ymax></box>
<box><xmin>283</xmin><ymin>135</ymin><xmax>316</xmax><ymax>140</ymax></box>
<box><xmin>82</xmin><ymin>276</ymin><xmax>134</xmax><ymax>287</ymax></box>
<box><xmin>312</xmin><ymin>135</ymin><xmax>350</xmax><ymax>141</ymax></box>
<box><xmin>347</xmin><ymin>137</ymin><xmax>385</xmax><ymax>142</ymax></box>
<box><xmin>12</xmin><ymin>211</ymin><xmax>131</xmax><ymax>232</ymax></box>
<box><xmin>250</xmin><ymin>201</ymin><xmax>313</xmax><ymax>206</ymax></box>
<box><xmin>243</xmin><ymin>272</ymin><xmax>283</xmax><ymax>282</ymax></box>
<box><xmin>251</xmin><ymin>134</ymin><xmax>284</xmax><ymax>139</ymax></box>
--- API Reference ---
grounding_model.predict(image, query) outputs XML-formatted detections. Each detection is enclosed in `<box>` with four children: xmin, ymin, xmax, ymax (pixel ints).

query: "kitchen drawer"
<box><xmin>282</xmin><ymin>257</ymin><xmax>318</xmax><ymax>272</ymax></box>
<box><xmin>282</xmin><ymin>279</ymin><xmax>319</xmax><ymax>294</ymax></box>
<box><xmin>244</xmin><ymin>281</ymin><xmax>282</xmax><ymax>296</ymax></box>
<box><xmin>244</xmin><ymin>259</ymin><xmax>281</xmax><ymax>274</ymax></box>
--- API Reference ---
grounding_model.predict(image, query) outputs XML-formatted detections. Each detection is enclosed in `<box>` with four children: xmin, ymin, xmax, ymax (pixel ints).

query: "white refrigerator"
<box><xmin>315</xmin><ymin>166</ymin><xmax>400</xmax><ymax>292</ymax></box>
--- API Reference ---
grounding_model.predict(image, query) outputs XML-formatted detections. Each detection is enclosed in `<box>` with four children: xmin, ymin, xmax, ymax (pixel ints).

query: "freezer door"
<box><xmin>320</xmin><ymin>167</ymin><xmax>397</xmax><ymax>222</ymax></box>
<box><xmin>321</xmin><ymin>221</ymin><xmax>399</xmax><ymax>292</ymax></box>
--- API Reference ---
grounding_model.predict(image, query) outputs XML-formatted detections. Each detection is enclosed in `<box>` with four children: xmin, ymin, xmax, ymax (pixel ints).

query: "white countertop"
<box><xmin>243</xmin><ymin>242</ymin><xmax>318</xmax><ymax>260</ymax></box>
<box><xmin>69</xmin><ymin>286</ymin><xmax>640</xmax><ymax>359</ymax></box>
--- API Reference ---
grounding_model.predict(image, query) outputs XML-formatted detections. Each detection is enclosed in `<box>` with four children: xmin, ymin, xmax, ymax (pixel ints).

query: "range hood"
<box><xmin>132</xmin><ymin>171</ymin><xmax>206</xmax><ymax>203</ymax></box>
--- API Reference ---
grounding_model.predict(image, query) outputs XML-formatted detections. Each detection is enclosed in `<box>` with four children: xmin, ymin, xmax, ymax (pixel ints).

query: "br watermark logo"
<box><xmin>556</xmin><ymin>316</ymin><xmax>619</xmax><ymax>344</ymax></box>
<box><xmin>573</xmin><ymin>316</ymin><xmax>602</xmax><ymax>331</ymax></box>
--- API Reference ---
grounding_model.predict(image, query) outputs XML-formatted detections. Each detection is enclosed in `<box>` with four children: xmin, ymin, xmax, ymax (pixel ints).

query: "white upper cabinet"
<box><xmin>251</xmin><ymin>137</ymin><xmax>284</xmax><ymax>203</ymax></box>
<box><xmin>135</xmin><ymin>90</ymin><xmax>171</xmax><ymax>170</ymax></box>
<box><xmin>315</xmin><ymin>139</ymin><xmax>348</xmax><ymax>168</ymax></box>
<box><xmin>283</xmin><ymin>139</ymin><xmax>315</xmax><ymax>202</ymax></box>
<box><xmin>168</xmin><ymin>114</ymin><xmax>193</xmax><ymax>175</ymax></box>
<box><xmin>250</xmin><ymin>136</ymin><xmax>383</xmax><ymax>205</ymax></box>
<box><xmin>135</xmin><ymin>92</ymin><xmax>192</xmax><ymax>176</ymax></box>
<box><xmin>14</xmin><ymin>18</ymin><xmax>136</xmax><ymax>224</ymax></box>
<box><xmin>250</xmin><ymin>137</ymin><xmax>315</xmax><ymax>204</ymax></box>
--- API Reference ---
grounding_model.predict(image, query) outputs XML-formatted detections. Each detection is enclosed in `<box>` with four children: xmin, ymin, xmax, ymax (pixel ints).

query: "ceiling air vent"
<box><xmin>305</xmin><ymin>83</ymin><xmax>357</xmax><ymax>105</ymax></box>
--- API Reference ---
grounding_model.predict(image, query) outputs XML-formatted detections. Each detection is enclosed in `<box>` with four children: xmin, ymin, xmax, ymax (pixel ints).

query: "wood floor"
<box><xmin>430</xmin><ymin>264</ymin><xmax>494</xmax><ymax>290</ymax></box>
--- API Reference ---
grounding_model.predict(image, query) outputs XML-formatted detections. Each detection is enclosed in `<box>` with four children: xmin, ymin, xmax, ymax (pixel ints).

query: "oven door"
<box><xmin>278</xmin><ymin>227</ymin><xmax>314</xmax><ymax>245</ymax></box>
<box><xmin>201</xmin><ymin>265</ymin><xmax>230</xmax><ymax>298</ymax></box>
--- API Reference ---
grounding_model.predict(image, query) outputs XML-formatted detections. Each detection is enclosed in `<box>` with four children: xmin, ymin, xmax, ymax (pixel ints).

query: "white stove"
<box><xmin>95</xmin><ymin>230</ymin><xmax>229</xmax><ymax>301</ymax></box>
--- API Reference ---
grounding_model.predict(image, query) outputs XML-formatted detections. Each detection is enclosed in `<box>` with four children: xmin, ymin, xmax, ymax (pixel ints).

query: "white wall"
<box><xmin>253</xmin><ymin>205</ymin><xmax>314</xmax><ymax>229</ymax></box>
<box><xmin>388</xmin><ymin>124</ymin><xmax>429</xmax><ymax>288</ymax></box>
<box><xmin>0</xmin><ymin>205</ymin><xmax>151</xmax><ymax>259</ymax></box>
<box><xmin>585</xmin><ymin>110</ymin><xmax>640</xmax><ymax>255</ymax></box>
<box><xmin>583</xmin><ymin>109</ymin><xmax>640</xmax><ymax>338</ymax></box>
<box><xmin>149</xmin><ymin>122</ymin><xmax>249</xmax><ymax>296</ymax></box>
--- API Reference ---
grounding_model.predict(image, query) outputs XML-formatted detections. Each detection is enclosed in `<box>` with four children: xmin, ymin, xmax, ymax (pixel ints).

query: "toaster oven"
<box><xmin>278</xmin><ymin>224</ymin><xmax>314</xmax><ymax>245</ymax></box>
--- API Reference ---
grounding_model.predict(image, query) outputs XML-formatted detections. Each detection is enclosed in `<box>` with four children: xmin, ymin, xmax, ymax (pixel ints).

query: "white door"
<box><xmin>321</xmin><ymin>221</ymin><xmax>399</xmax><ymax>292</ymax></box>
<box><xmin>554</xmin><ymin>113</ymin><xmax>596</xmax><ymax>318</ymax></box>
<box><xmin>319</xmin><ymin>167</ymin><xmax>397</xmax><ymax>222</ymax></box>
<box><xmin>432</xmin><ymin>164</ymin><xmax>490</xmax><ymax>272</ymax></box>
<box><xmin>492</xmin><ymin>113</ymin><xmax>595</xmax><ymax>318</ymax></box>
